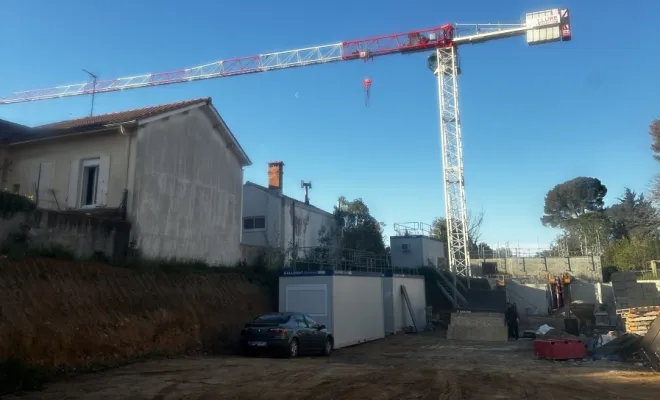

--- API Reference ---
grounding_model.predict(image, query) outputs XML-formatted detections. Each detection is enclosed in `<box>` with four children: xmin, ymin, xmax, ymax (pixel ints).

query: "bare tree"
<box><xmin>652</xmin><ymin>175</ymin><xmax>660</xmax><ymax>206</ymax></box>
<box><xmin>468</xmin><ymin>209</ymin><xmax>484</xmax><ymax>245</ymax></box>
<box><xmin>431</xmin><ymin>210</ymin><xmax>484</xmax><ymax>244</ymax></box>
<box><xmin>650</xmin><ymin>120</ymin><xmax>660</xmax><ymax>203</ymax></box>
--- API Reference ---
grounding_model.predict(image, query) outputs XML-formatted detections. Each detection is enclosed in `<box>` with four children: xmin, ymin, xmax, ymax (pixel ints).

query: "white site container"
<box><xmin>382</xmin><ymin>273</ymin><xmax>427</xmax><ymax>334</ymax></box>
<box><xmin>279</xmin><ymin>269</ymin><xmax>385</xmax><ymax>349</ymax></box>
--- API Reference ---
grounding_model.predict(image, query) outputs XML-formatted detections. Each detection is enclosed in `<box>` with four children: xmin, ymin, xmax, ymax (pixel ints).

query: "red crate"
<box><xmin>534</xmin><ymin>339</ymin><xmax>587</xmax><ymax>360</ymax></box>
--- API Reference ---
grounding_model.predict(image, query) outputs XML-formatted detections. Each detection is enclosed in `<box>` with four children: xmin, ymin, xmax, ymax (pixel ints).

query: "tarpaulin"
<box><xmin>640</xmin><ymin>315</ymin><xmax>660</xmax><ymax>371</ymax></box>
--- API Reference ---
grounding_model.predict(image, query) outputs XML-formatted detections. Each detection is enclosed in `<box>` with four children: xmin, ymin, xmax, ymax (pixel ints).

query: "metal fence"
<box><xmin>290</xmin><ymin>245</ymin><xmax>419</xmax><ymax>274</ymax></box>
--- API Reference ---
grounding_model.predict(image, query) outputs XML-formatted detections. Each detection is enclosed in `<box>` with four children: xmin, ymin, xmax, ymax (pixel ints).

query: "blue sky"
<box><xmin>0</xmin><ymin>0</ymin><xmax>657</xmax><ymax>249</ymax></box>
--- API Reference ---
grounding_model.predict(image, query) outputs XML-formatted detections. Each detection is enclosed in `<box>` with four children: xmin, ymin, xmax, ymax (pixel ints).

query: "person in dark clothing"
<box><xmin>506</xmin><ymin>303</ymin><xmax>519</xmax><ymax>340</ymax></box>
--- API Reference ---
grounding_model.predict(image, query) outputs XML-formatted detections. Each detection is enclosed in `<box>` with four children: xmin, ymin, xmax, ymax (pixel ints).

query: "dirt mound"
<box><xmin>0</xmin><ymin>258</ymin><xmax>273</xmax><ymax>368</ymax></box>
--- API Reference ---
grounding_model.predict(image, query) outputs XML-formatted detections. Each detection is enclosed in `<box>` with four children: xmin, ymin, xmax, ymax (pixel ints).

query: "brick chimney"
<box><xmin>268</xmin><ymin>161</ymin><xmax>284</xmax><ymax>195</ymax></box>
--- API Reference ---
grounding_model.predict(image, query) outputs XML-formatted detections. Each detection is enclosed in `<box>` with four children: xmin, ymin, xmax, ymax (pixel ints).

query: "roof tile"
<box><xmin>0</xmin><ymin>119</ymin><xmax>32</xmax><ymax>143</ymax></box>
<box><xmin>38</xmin><ymin>97</ymin><xmax>210</xmax><ymax>130</ymax></box>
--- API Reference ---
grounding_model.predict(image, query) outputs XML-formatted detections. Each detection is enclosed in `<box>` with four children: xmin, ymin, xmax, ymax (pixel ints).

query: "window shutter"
<box><xmin>97</xmin><ymin>156</ymin><xmax>110</xmax><ymax>206</ymax></box>
<box><xmin>67</xmin><ymin>159</ymin><xmax>80</xmax><ymax>209</ymax></box>
<box><xmin>38</xmin><ymin>162</ymin><xmax>54</xmax><ymax>208</ymax></box>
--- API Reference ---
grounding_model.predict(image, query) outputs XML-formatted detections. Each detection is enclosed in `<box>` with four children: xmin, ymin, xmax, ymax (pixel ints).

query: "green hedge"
<box><xmin>0</xmin><ymin>190</ymin><xmax>36</xmax><ymax>219</ymax></box>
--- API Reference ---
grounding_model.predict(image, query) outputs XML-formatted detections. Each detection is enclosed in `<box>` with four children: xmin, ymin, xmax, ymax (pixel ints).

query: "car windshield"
<box><xmin>253</xmin><ymin>314</ymin><xmax>290</xmax><ymax>324</ymax></box>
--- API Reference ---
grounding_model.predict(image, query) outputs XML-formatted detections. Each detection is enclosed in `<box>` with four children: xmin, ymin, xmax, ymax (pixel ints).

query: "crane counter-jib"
<box><xmin>0</xmin><ymin>8</ymin><xmax>571</xmax><ymax>104</ymax></box>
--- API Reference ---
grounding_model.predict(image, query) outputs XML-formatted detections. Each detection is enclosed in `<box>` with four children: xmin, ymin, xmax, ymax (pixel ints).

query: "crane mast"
<box><xmin>0</xmin><ymin>9</ymin><xmax>572</xmax><ymax>282</ymax></box>
<box><xmin>432</xmin><ymin>8</ymin><xmax>571</xmax><ymax>279</ymax></box>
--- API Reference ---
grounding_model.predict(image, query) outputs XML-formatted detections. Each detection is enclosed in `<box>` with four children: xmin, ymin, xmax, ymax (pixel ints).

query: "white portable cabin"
<box><xmin>382</xmin><ymin>272</ymin><xmax>427</xmax><ymax>334</ymax></box>
<box><xmin>278</xmin><ymin>269</ymin><xmax>385</xmax><ymax>349</ymax></box>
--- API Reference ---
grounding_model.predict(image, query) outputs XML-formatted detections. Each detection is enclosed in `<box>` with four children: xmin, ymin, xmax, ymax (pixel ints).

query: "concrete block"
<box><xmin>641</xmin><ymin>283</ymin><xmax>658</xmax><ymax>292</ymax></box>
<box><xmin>448</xmin><ymin>312</ymin><xmax>509</xmax><ymax>342</ymax></box>
<box><xmin>611</xmin><ymin>273</ymin><xmax>626</xmax><ymax>281</ymax></box>
<box><xmin>612</xmin><ymin>272</ymin><xmax>637</xmax><ymax>282</ymax></box>
<box><xmin>451</xmin><ymin>312</ymin><xmax>504</xmax><ymax>326</ymax></box>
<box><xmin>447</xmin><ymin>324</ymin><xmax>508</xmax><ymax>342</ymax></box>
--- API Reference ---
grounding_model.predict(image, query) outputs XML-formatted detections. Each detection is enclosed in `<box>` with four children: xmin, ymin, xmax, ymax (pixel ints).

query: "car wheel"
<box><xmin>321</xmin><ymin>338</ymin><xmax>332</xmax><ymax>356</ymax></box>
<box><xmin>287</xmin><ymin>339</ymin><xmax>299</xmax><ymax>358</ymax></box>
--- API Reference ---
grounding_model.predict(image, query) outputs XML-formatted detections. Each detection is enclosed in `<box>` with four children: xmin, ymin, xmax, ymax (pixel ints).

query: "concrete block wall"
<box><xmin>473</xmin><ymin>256</ymin><xmax>603</xmax><ymax>282</ymax></box>
<box><xmin>2</xmin><ymin>209</ymin><xmax>130</xmax><ymax>263</ymax></box>
<box><xmin>506</xmin><ymin>281</ymin><xmax>549</xmax><ymax>316</ymax></box>
<box><xmin>611</xmin><ymin>272</ymin><xmax>660</xmax><ymax>309</ymax></box>
<box><xmin>506</xmin><ymin>281</ymin><xmax>617</xmax><ymax>317</ymax></box>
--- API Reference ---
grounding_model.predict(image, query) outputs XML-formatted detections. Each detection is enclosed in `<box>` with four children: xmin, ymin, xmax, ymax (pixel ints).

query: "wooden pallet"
<box><xmin>617</xmin><ymin>306</ymin><xmax>660</xmax><ymax>318</ymax></box>
<box><xmin>627</xmin><ymin>315</ymin><xmax>659</xmax><ymax>323</ymax></box>
<box><xmin>627</xmin><ymin>324</ymin><xmax>649</xmax><ymax>332</ymax></box>
<box><xmin>621</xmin><ymin>308</ymin><xmax>660</xmax><ymax>335</ymax></box>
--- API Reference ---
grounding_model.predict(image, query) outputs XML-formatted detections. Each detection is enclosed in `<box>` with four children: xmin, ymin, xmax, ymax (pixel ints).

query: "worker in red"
<box><xmin>506</xmin><ymin>302</ymin><xmax>520</xmax><ymax>340</ymax></box>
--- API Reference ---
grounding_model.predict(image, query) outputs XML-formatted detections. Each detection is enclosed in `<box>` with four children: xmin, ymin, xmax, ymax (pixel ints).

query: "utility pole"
<box><xmin>82</xmin><ymin>69</ymin><xmax>98</xmax><ymax>117</ymax></box>
<box><xmin>301</xmin><ymin>181</ymin><xmax>312</xmax><ymax>205</ymax></box>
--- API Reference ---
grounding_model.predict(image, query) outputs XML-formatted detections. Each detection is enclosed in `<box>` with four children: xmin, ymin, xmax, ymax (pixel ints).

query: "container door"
<box><xmin>284</xmin><ymin>283</ymin><xmax>329</xmax><ymax>329</ymax></box>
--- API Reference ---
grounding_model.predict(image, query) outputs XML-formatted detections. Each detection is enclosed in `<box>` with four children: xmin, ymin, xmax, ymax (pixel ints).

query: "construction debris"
<box><xmin>590</xmin><ymin>333</ymin><xmax>643</xmax><ymax>361</ymax></box>
<box><xmin>535</xmin><ymin>324</ymin><xmax>578</xmax><ymax>340</ymax></box>
<box><xmin>639</xmin><ymin>314</ymin><xmax>660</xmax><ymax>371</ymax></box>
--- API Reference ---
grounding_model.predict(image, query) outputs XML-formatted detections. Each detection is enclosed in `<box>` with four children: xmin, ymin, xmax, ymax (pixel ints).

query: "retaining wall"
<box><xmin>2</xmin><ymin>209</ymin><xmax>130</xmax><ymax>263</ymax></box>
<box><xmin>473</xmin><ymin>256</ymin><xmax>603</xmax><ymax>282</ymax></box>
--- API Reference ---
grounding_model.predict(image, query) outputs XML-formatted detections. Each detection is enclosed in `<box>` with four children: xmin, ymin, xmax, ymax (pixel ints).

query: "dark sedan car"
<box><xmin>240</xmin><ymin>312</ymin><xmax>333</xmax><ymax>358</ymax></box>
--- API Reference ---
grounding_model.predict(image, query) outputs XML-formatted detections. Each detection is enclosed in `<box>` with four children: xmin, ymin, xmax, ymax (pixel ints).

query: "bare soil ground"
<box><xmin>11</xmin><ymin>332</ymin><xmax>659</xmax><ymax>400</ymax></box>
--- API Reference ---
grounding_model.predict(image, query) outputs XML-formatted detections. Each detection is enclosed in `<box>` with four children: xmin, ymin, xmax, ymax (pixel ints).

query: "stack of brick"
<box><xmin>611</xmin><ymin>272</ymin><xmax>660</xmax><ymax>309</ymax></box>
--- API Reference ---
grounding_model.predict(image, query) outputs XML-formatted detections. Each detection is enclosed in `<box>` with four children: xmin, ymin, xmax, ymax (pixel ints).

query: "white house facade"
<box><xmin>241</xmin><ymin>162</ymin><xmax>338</xmax><ymax>261</ymax></box>
<box><xmin>1</xmin><ymin>98</ymin><xmax>251</xmax><ymax>266</ymax></box>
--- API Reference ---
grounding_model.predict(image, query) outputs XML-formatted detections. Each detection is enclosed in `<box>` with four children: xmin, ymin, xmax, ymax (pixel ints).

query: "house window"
<box><xmin>80</xmin><ymin>158</ymin><xmax>100</xmax><ymax>207</ymax></box>
<box><xmin>243</xmin><ymin>216</ymin><xmax>266</xmax><ymax>230</ymax></box>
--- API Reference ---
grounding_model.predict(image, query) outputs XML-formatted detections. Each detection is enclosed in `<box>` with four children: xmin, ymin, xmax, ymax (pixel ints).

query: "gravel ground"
<box><xmin>11</xmin><ymin>332</ymin><xmax>659</xmax><ymax>399</ymax></box>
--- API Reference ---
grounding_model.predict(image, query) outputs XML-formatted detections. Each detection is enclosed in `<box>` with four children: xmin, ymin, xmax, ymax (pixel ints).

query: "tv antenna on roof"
<box><xmin>82</xmin><ymin>69</ymin><xmax>98</xmax><ymax>117</ymax></box>
<box><xmin>301</xmin><ymin>181</ymin><xmax>312</xmax><ymax>205</ymax></box>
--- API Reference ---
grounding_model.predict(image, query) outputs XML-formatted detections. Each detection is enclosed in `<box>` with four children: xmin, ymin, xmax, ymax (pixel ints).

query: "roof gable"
<box><xmin>3</xmin><ymin>97</ymin><xmax>252</xmax><ymax>167</ymax></box>
<box><xmin>3</xmin><ymin>98</ymin><xmax>211</xmax><ymax>145</ymax></box>
<box><xmin>244</xmin><ymin>181</ymin><xmax>332</xmax><ymax>217</ymax></box>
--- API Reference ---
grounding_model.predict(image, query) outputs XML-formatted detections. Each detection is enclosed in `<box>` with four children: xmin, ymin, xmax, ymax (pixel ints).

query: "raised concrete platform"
<box><xmin>447</xmin><ymin>311</ymin><xmax>508</xmax><ymax>342</ymax></box>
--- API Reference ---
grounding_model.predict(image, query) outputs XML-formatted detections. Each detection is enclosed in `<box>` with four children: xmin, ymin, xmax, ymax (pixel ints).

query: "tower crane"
<box><xmin>0</xmin><ymin>9</ymin><xmax>572</xmax><ymax>279</ymax></box>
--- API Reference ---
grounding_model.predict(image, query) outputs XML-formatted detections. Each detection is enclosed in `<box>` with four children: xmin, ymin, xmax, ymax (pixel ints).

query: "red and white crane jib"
<box><xmin>0</xmin><ymin>9</ymin><xmax>570</xmax><ymax>105</ymax></box>
<box><xmin>0</xmin><ymin>24</ymin><xmax>455</xmax><ymax>104</ymax></box>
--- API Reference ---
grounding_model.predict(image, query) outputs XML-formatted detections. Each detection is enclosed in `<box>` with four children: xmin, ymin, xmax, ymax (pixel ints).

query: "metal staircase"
<box><xmin>436</xmin><ymin>270</ymin><xmax>468</xmax><ymax>307</ymax></box>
